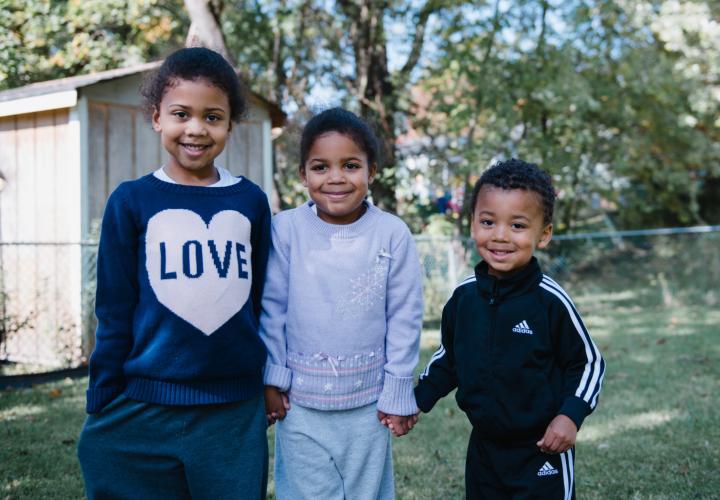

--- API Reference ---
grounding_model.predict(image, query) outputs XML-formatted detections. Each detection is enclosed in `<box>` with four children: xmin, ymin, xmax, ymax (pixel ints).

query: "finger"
<box><xmin>544</xmin><ymin>435</ymin><xmax>562</xmax><ymax>454</ymax></box>
<box><xmin>282</xmin><ymin>394</ymin><xmax>291</xmax><ymax>410</ymax></box>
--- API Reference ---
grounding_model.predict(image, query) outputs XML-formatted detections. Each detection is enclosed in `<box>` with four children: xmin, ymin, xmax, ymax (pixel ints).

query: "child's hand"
<box><xmin>536</xmin><ymin>414</ymin><xmax>577</xmax><ymax>454</ymax></box>
<box><xmin>378</xmin><ymin>413</ymin><xmax>419</xmax><ymax>437</ymax></box>
<box><xmin>264</xmin><ymin>386</ymin><xmax>290</xmax><ymax>426</ymax></box>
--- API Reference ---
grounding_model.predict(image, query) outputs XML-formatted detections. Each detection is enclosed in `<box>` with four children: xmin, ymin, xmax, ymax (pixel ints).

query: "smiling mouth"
<box><xmin>488</xmin><ymin>249</ymin><xmax>513</xmax><ymax>257</ymax></box>
<box><xmin>181</xmin><ymin>143</ymin><xmax>210</xmax><ymax>151</ymax></box>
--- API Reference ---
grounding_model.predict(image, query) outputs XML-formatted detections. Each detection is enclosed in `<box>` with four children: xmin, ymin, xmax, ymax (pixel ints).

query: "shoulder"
<box><xmin>106</xmin><ymin>177</ymin><xmax>147</xmax><ymax>210</ymax></box>
<box><xmin>236</xmin><ymin>177</ymin><xmax>270</xmax><ymax>207</ymax></box>
<box><xmin>237</xmin><ymin>176</ymin><xmax>265</xmax><ymax>196</ymax></box>
<box><xmin>454</xmin><ymin>273</ymin><xmax>477</xmax><ymax>295</ymax></box>
<box><xmin>537</xmin><ymin>274</ymin><xmax>579</xmax><ymax>311</ymax></box>
<box><xmin>272</xmin><ymin>204</ymin><xmax>303</xmax><ymax>228</ymax></box>
<box><xmin>374</xmin><ymin>207</ymin><xmax>412</xmax><ymax>234</ymax></box>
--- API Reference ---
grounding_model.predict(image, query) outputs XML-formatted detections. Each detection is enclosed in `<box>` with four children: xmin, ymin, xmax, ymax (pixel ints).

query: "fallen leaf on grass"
<box><xmin>61</xmin><ymin>438</ymin><xmax>75</xmax><ymax>446</ymax></box>
<box><xmin>48</xmin><ymin>388</ymin><xmax>62</xmax><ymax>398</ymax></box>
<box><xmin>656</xmin><ymin>338</ymin><xmax>667</xmax><ymax>345</ymax></box>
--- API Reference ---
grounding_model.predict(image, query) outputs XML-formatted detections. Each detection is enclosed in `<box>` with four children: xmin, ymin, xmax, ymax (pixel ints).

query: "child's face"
<box><xmin>470</xmin><ymin>185</ymin><xmax>552</xmax><ymax>278</ymax></box>
<box><xmin>301</xmin><ymin>132</ymin><xmax>376</xmax><ymax>225</ymax></box>
<box><xmin>152</xmin><ymin>78</ymin><xmax>231</xmax><ymax>182</ymax></box>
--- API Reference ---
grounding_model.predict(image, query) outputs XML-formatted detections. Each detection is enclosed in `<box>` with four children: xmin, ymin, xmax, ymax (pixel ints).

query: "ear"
<box><xmin>151</xmin><ymin>106</ymin><xmax>162</xmax><ymax>132</ymax></box>
<box><xmin>227</xmin><ymin>122</ymin><xmax>233</xmax><ymax>135</ymax></box>
<box><xmin>536</xmin><ymin>223</ymin><xmax>553</xmax><ymax>249</ymax></box>
<box><xmin>299</xmin><ymin>166</ymin><xmax>308</xmax><ymax>187</ymax></box>
<box><xmin>368</xmin><ymin>163</ymin><xmax>377</xmax><ymax>183</ymax></box>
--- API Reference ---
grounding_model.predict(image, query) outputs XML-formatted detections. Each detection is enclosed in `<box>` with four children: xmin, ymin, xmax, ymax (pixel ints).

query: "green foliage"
<box><xmin>1</xmin><ymin>0</ymin><xmax>717</xmax><ymax>227</ymax></box>
<box><xmin>413</xmin><ymin>0</ymin><xmax>720</xmax><ymax>232</ymax></box>
<box><xmin>0</xmin><ymin>0</ymin><xmax>189</xmax><ymax>90</ymax></box>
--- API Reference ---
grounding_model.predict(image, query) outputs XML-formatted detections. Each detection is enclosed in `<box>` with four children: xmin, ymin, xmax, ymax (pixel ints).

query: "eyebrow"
<box><xmin>308</xmin><ymin>156</ymin><xmax>363</xmax><ymax>163</ymax></box>
<box><xmin>477</xmin><ymin>210</ymin><xmax>531</xmax><ymax>221</ymax></box>
<box><xmin>167</xmin><ymin>104</ymin><xmax>226</xmax><ymax>113</ymax></box>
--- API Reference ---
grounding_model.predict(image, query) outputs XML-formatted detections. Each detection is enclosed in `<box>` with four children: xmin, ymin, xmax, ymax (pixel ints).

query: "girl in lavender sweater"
<box><xmin>260</xmin><ymin>108</ymin><xmax>423</xmax><ymax>499</ymax></box>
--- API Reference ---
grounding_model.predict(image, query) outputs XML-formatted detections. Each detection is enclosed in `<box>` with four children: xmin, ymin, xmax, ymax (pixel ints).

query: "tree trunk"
<box><xmin>338</xmin><ymin>0</ymin><xmax>442</xmax><ymax>213</ymax></box>
<box><xmin>183</xmin><ymin>0</ymin><xmax>230</xmax><ymax>60</ymax></box>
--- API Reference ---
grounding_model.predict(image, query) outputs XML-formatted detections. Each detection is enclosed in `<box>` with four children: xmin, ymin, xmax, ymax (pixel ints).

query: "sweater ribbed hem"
<box><xmin>287</xmin><ymin>348</ymin><xmax>385</xmax><ymax>411</ymax></box>
<box><xmin>377</xmin><ymin>374</ymin><xmax>419</xmax><ymax>416</ymax></box>
<box><xmin>300</xmin><ymin>200</ymin><xmax>382</xmax><ymax>239</ymax></box>
<box><xmin>264</xmin><ymin>363</ymin><xmax>292</xmax><ymax>392</ymax></box>
<box><xmin>86</xmin><ymin>386</ymin><xmax>124</xmax><ymax>414</ymax></box>
<box><xmin>124</xmin><ymin>375</ymin><xmax>263</xmax><ymax>406</ymax></box>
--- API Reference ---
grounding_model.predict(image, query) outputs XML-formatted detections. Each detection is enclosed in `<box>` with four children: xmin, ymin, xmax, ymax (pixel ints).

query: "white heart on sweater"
<box><xmin>146</xmin><ymin>209</ymin><xmax>253</xmax><ymax>335</ymax></box>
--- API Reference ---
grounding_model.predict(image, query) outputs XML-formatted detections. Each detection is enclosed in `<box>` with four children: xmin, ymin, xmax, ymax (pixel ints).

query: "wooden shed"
<box><xmin>0</xmin><ymin>62</ymin><xmax>284</xmax><ymax>369</ymax></box>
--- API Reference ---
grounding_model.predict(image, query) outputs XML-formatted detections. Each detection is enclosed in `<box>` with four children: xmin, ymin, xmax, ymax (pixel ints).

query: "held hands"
<box><xmin>377</xmin><ymin>411</ymin><xmax>419</xmax><ymax>437</ymax></box>
<box><xmin>264</xmin><ymin>385</ymin><xmax>290</xmax><ymax>426</ymax></box>
<box><xmin>537</xmin><ymin>414</ymin><xmax>577</xmax><ymax>454</ymax></box>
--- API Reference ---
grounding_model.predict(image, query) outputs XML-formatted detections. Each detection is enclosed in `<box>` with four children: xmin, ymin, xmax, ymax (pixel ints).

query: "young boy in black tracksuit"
<box><xmin>415</xmin><ymin>159</ymin><xmax>605</xmax><ymax>499</ymax></box>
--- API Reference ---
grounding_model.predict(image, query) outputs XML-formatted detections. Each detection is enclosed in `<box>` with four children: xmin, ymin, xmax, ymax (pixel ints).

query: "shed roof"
<box><xmin>0</xmin><ymin>61</ymin><xmax>285</xmax><ymax>127</ymax></box>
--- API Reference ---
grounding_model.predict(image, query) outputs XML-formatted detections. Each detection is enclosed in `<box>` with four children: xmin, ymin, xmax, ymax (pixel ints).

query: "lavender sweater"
<box><xmin>259</xmin><ymin>201</ymin><xmax>423</xmax><ymax>415</ymax></box>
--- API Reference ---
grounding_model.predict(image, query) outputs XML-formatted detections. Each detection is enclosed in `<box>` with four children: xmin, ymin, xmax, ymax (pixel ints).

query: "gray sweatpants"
<box><xmin>274</xmin><ymin>402</ymin><xmax>394</xmax><ymax>500</ymax></box>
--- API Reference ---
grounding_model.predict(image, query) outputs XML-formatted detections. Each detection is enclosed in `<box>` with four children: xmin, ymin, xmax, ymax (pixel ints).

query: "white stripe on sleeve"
<box><xmin>419</xmin><ymin>345</ymin><xmax>446</xmax><ymax>380</ymax></box>
<box><xmin>540</xmin><ymin>277</ymin><xmax>604</xmax><ymax>406</ymax></box>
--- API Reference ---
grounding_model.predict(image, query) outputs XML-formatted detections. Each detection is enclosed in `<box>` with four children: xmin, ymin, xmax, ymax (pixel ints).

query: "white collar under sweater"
<box><xmin>153</xmin><ymin>165</ymin><xmax>241</xmax><ymax>187</ymax></box>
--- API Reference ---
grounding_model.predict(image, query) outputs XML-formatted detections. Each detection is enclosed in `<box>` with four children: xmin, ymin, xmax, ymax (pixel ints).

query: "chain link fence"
<box><xmin>1</xmin><ymin>242</ymin><xmax>97</xmax><ymax>375</ymax></box>
<box><xmin>416</xmin><ymin>225</ymin><xmax>720</xmax><ymax>325</ymax></box>
<box><xmin>1</xmin><ymin>226</ymin><xmax>718</xmax><ymax>375</ymax></box>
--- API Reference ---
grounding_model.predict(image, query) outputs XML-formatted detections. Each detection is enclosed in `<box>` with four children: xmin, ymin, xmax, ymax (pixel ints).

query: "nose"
<box><xmin>328</xmin><ymin>166</ymin><xmax>345</xmax><ymax>183</ymax></box>
<box><xmin>492</xmin><ymin>224</ymin><xmax>509</xmax><ymax>241</ymax></box>
<box><xmin>185</xmin><ymin>118</ymin><xmax>207</xmax><ymax>136</ymax></box>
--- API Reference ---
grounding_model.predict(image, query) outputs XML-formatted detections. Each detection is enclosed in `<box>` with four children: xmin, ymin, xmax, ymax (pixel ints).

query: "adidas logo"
<box><xmin>512</xmin><ymin>320</ymin><xmax>533</xmax><ymax>335</ymax></box>
<box><xmin>537</xmin><ymin>461</ymin><xmax>559</xmax><ymax>477</ymax></box>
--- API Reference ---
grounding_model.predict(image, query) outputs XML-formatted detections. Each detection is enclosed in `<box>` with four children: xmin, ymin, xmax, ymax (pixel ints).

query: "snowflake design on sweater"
<box><xmin>337</xmin><ymin>249</ymin><xmax>391</xmax><ymax>318</ymax></box>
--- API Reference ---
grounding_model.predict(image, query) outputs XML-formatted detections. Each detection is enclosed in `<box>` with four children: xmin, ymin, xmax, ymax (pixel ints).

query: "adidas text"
<box><xmin>537</xmin><ymin>462</ymin><xmax>559</xmax><ymax>477</ymax></box>
<box><xmin>512</xmin><ymin>320</ymin><xmax>533</xmax><ymax>335</ymax></box>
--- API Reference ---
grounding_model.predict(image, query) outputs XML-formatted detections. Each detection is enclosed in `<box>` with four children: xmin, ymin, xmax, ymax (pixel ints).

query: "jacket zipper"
<box><xmin>488</xmin><ymin>279</ymin><xmax>500</xmax><ymax>380</ymax></box>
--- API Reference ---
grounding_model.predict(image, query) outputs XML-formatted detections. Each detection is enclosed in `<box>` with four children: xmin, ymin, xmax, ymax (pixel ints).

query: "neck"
<box><xmin>163</xmin><ymin>164</ymin><xmax>219</xmax><ymax>186</ymax></box>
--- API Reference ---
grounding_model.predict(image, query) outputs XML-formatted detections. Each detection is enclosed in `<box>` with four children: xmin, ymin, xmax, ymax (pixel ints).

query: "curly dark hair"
<box><xmin>470</xmin><ymin>158</ymin><xmax>556</xmax><ymax>225</ymax></box>
<box><xmin>299</xmin><ymin>108</ymin><xmax>380</xmax><ymax>170</ymax></box>
<box><xmin>140</xmin><ymin>47</ymin><xmax>247</xmax><ymax>123</ymax></box>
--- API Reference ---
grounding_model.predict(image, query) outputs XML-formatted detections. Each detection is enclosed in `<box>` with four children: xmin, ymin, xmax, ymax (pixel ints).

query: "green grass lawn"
<box><xmin>2</xmin><ymin>297</ymin><xmax>719</xmax><ymax>499</ymax></box>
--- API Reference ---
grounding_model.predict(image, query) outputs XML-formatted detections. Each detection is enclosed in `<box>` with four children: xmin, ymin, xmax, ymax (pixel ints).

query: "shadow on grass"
<box><xmin>1</xmin><ymin>299</ymin><xmax>718</xmax><ymax>499</ymax></box>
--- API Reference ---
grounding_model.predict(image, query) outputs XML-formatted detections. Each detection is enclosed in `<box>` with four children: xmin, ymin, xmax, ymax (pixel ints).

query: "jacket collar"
<box><xmin>474</xmin><ymin>257</ymin><xmax>542</xmax><ymax>304</ymax></box>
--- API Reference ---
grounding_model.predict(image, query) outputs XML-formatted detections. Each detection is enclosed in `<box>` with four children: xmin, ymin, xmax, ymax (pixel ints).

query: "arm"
<box><xmin>258</xmin><ymin>217</ymin><xmax>292</xmax><ymax>392</ymax></box>
<box><xmin>413</xmin><ymin>294</ymin><xmax>459</xmax><ymax>413</ymax></box>
<box><xmin>537</xmin><ymin>282</ymin><xmax>605</xmax><ymax>452</ymax></box>
<box><xmin>86</xmin><ymin>189</ymin><xmax>138</xmax><ymax>414</ymax></box>
<box><xmin>376</xmin><ymin>228</ymin><xmax>423</xmax><ymax>417</ymax></box>
<box><xmin>250</xmin><ymin>194</ymin><xmax>272</xmax><ymax>321</ymax></box>
<box><xmin>551</xmin><ymin>289</ymin><xmax>605</xmax><ymax>430</ymax></box>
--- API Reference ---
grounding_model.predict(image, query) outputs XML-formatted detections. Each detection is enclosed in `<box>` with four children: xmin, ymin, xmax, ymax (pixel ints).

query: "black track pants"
<box><xmin>465</xmin><ymin>428</ymin><xmax>575</xmax><ymax>500</ymax></box>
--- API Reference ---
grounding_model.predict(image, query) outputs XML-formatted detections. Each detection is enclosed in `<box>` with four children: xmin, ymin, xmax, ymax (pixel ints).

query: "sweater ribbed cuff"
<box><xmin>377</xmin><ymin>374</ymin><xmax>419</xmax><ymax>416</ymax></box>
<box><xmin>86</xmin><ymin>386</ymin><xmax>123</xmax><ymax>414</ymax></box>
<box><xmin>559</xmin><ymin>396</ymin><xmax>590</xmax><ymax>430</ymax></box>
<box><xmin>264</xmin><ymin>363</ymin><xmax>292</xmax><ymax>392</ymax></box>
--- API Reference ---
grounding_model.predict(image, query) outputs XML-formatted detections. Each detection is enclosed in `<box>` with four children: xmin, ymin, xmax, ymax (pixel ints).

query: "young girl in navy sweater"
<box><xmin>77</xmin><ymin>47</ymin><xmax>271</xmax><ymax>499</ymax></box>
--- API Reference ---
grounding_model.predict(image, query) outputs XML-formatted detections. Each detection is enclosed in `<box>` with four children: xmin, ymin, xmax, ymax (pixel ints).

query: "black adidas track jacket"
<box><xmin>415</xmin><ymin>257</ymin><xmax>605</xmax><ymax>442</ymax></box>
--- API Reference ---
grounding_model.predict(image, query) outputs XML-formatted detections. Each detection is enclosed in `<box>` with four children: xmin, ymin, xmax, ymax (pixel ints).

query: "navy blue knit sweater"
<box><xmin>86</xmin><ymin>174</ymin><xmax>271</xmax><ymax>414</ymax></box>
